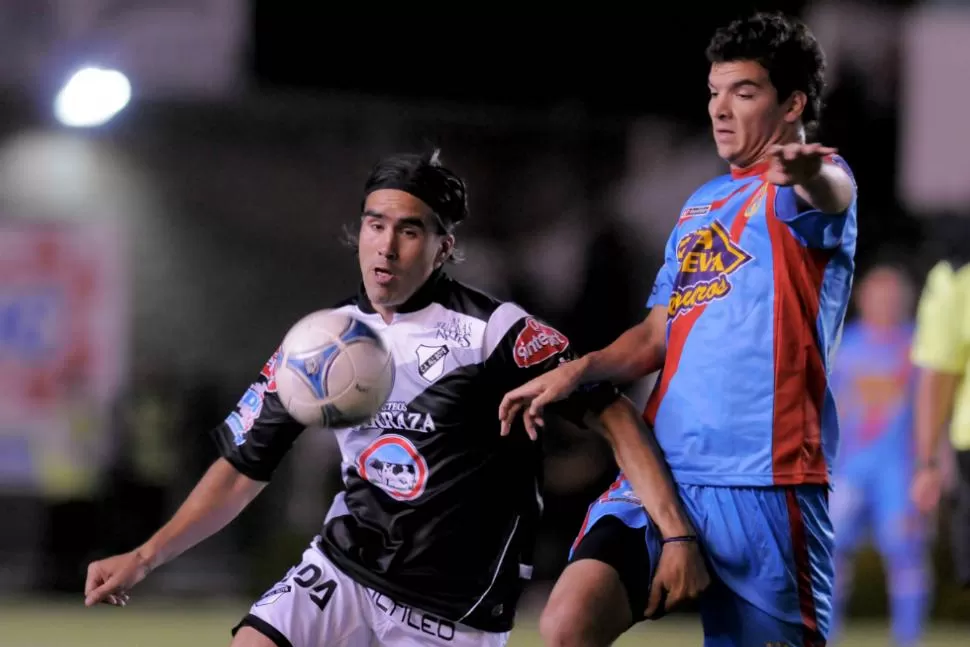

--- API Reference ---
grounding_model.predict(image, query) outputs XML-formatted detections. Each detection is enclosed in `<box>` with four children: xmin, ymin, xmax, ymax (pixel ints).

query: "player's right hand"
<box><xmin>911</xmin><ymin>466</ymin><xmax>943</xmax><ymax>514</ymax></box>
<box><xmin>645</xmin><ymin>539</ymin><xmax>710</xmax><ymax>619</ymax></box>
<box><xmin>498</xmin><ymin>359</ymin><xmax>587</xmax><ymax>440</ymax></box>
<box><xmin>84</xmin><ymin>550</ymin><xmax>153</xmax><ymax>607</ymax></box>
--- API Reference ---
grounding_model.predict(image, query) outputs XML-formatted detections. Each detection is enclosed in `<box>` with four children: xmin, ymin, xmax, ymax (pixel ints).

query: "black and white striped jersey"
<box><xmin>211</xmin><ymin>269</ymin><xmax>619</xmax><ymax>632</ymax></box>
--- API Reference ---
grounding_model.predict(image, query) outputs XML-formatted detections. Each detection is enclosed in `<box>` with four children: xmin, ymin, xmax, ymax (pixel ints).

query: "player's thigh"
<box><xmin>701</xmin><ymin>578</ymin><xmax>824</xmax><ymax>647</ymax></box>
<box><xmin>681</xmin><ymin>484</ymin><xmax>832</xmax><ymax>645</ymax></box>
<box><xmin>540</xmin><ymin>511</ymin><xmax>661</xmax><ymax>647</ymax></box>
<box><xmin>873</xmin><ymin>466</ymin><xmax>926</xmax><ymax>559</ymax></box>
<box><xmin>829</xmin><ymin>472</ymin><xmax>868</xmax><ymax>554</ymax></box>
<box><xmin>231</xmin><ymin>539</ymin><xmax>373</xmax><ymax>647</ymax></box>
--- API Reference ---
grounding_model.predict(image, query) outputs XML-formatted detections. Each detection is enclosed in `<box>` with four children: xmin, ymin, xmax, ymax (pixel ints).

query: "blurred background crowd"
<box><xmin>1</xmin><ymin>0</ymin><xmax>969</xmax><ymax>644</ymax></box>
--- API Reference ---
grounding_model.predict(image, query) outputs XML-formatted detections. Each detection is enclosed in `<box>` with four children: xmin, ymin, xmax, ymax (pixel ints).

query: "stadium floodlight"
<box><xmin>53</xmin><ymin>66</ymin><xmax>131</xmax><ymax>128</ymax></box>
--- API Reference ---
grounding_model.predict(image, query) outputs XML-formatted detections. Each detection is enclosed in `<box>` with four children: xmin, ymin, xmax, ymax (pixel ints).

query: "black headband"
<box><xmin>365</xmin><ymin>178</ymin><xmax>464</xmax><ymax>234</ymax></box>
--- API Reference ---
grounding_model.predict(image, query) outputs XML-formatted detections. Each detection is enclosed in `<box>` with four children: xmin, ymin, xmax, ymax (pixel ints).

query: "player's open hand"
<box><xmin>645</xmin><ymin>539</ymin><xmax>710</xmax><ymax>620</ymax></box>
<box><xmin>84</xmin><ymin>550</ymin><xmax>153</xmax><ymax>607</ymax></box>
<box><xmin>498</xmin><ymin>359</ymin><xmax>587</xmax><ymax>440</ymax></box>
<box><xmin>765</xmin><ymin>142</ymin><xmax>837</xmax><ymax>187</ymax></box>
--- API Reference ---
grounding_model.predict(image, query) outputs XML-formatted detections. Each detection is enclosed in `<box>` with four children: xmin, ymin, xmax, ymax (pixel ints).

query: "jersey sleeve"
<box><xmin>209</xmin><ymin>346</ymin><xmax>306</xmax><ymax>481</ymax></box>
<box><xmin>775</xmin><ymin>155</ymin><xmax>856</xmax><ymax>249</ymax></box>
<box><xmin>483</xmin><ymin>303</ymin><xmax>620</xmax><ymax>416</ymax></box>
<box><xmin>912</xmin><ymin>261</ymin><xmax>969</xmax><ymax>374</ymax></box>
<box><xmin>645</xmin><ymin>223</ymin><xmax>680</xmax><ymax>310</ymax></box>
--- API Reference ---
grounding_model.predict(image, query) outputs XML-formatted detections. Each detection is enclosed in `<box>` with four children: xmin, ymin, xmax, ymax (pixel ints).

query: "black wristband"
<box><xmin>662</xmin><ymin>535</ymin><xmax>698</xmax><ymax>545</ymax></box>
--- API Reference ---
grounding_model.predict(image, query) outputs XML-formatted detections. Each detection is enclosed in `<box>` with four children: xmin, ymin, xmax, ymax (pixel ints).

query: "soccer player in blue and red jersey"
<box><xmin>499</xmin><ymin>12</ymin><xmax>857</xmax><ymax>647</ymax></box>
<box><xmin>828</xmin><ymin>264</ymin><xmax>928</xmax><ymax>647</ymax></box>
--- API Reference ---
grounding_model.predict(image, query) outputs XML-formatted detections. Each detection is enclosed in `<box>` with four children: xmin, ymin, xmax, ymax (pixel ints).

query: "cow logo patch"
<box><xmin>415</xmin><ymin>344</ymin><xmax>449</xmax><ymax>382</ymax></box>
<box><xmin>513</xmin><ymin>318</ymin><xmax>569</xmax><ymax>368</ymax></box>
<box><xmin>669</xmin><ymin>219</ymin><xmax>754</xmax><ymax>319</ymax></box>
<box><xmin>356</xmin><ymin>434</ymin><xmax>429</xmax><ymax>501</ymax></box>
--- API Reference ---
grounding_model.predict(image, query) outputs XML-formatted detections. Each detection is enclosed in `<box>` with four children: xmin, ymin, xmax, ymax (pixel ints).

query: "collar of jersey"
<box><xmin>356</xmin><ymin>267</ymin><xmax>448</xmax><ymax>315</ymax></box>
<box><xmin>731</xmin><ymin>160</ymin><xmax>769</xmax><ymax>179</ymax></box>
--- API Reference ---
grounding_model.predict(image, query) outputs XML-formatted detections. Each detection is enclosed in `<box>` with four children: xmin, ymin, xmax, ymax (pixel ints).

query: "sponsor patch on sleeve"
<box><xmin>513</xmin><ymin>317</ymin><xmax>570</xmax><ymax>368</ymax></box>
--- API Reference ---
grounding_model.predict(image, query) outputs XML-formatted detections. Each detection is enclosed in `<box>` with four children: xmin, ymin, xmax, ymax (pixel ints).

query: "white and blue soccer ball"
<box><xmin>276</xmin><ymin>310</ymin><xmax>394</xmax><ymax>428</ymax></box>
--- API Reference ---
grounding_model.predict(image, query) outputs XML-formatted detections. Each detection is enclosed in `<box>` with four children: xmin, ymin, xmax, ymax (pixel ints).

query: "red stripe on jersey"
<box><xmin>765</xmin><ymin>185</ymin><xmax>832</xmax><ymax>485</ymax></box>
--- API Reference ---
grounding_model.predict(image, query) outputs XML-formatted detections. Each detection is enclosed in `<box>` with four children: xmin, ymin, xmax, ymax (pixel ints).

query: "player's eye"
<box><xmin>401</xmin><ymin>228</ymin><xmax>420</xmax><ymax>239</ymax></box>
<box><xmin>369</xmin><ymin>221</ymin><xmax>384</xmax><ymax>232</ymax></box>
<box><xmin>738</xmin><ymin>93</ymin><xmax>754</xmax><ymax>100</ymax></box>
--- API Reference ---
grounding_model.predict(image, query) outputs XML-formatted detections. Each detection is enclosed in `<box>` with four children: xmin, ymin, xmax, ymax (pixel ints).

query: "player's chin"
<box><xmin>364</xmin><ymin>283</ymin><xmax>403</xmax><ymax>308</ymax></box>
<box><xmin>715</xmin><ymin>144</ymin><xmax>741</xmax><ymax>163</ymax></box>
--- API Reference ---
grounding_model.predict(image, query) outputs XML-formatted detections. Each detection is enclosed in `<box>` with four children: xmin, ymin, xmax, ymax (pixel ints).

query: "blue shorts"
<box><xmin>831</xmin><ymin>453</ymin><xmax>923</xmax><ymax>555</ymax></box>
<box><xmin>570</xmin><ymin>476</ymin><xmax>833</xmax><ymax>647</ymax></box>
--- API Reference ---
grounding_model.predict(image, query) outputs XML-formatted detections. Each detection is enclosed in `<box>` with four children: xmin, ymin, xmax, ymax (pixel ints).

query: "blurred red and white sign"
<box><xmin>0</xmin><ymin>220</ymin><xmax>126</xmax><ymax>491</ymax></box>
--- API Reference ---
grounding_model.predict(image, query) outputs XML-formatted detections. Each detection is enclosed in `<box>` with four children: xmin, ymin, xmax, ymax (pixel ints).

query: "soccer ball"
<box><xmin>275</xmin><ymin>310</ymin><xmax>394</xmax><ymax>428</ymax></box>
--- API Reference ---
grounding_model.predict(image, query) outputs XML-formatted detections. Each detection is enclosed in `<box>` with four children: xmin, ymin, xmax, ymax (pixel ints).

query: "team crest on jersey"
<box><xmin>357</xmin><ymin>434</ymin><xmax>429</xmax><ymax>501</ymax></box>
<box><xmin>260</xmin><ymin>346</ymin><xmax>281</xmax><ymax>393</ymax></box>
<box><xmin>743</xmin><ymin>183</ymin><xmax>769</xmax><ymax>221</ymax></box>
<box><xmin>514</xmin><ymin>318</ymin><xmax>569</xmax><ymax>368</ymax></box>
<box><xmin>416</xmin><ymin>344</ymin><xmax>449</xmax><ymax>382</ymax></box>
<box><xmin>669</xmin><ymin>219</ymin><xmax>754</xmax><ymax>319</ymax></box>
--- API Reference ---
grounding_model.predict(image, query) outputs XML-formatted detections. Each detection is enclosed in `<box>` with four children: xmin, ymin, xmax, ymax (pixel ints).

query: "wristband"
<box><xmin>662</xmin><ymin>535</ymin><xmax>698</xmax><ymax>545</ymax></box>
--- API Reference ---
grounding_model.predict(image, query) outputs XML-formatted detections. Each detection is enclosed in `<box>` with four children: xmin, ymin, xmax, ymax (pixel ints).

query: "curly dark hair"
<box><xmin>706</xmin><ymin>12</ymin><xmax>826</xmax><ymax>132</ymax></box>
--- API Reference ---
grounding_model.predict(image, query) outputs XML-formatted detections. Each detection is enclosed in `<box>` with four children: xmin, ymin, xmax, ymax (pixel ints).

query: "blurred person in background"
<box><xmin>82</xmin><ymin>150</ymin><xmax>706</xmax><ymax>647</ymax></box>
<box><xmin>500</xmin><ymin>11</ymin><xmax>857</xmax><ymax>647</ymax></box>
<box><xmin>827</xmin><ymin>263</ymin><xmax>928</xmax><ymax>647</ymax></box>
<box><xmin>910</xmin><ymin>220</ymin><xmax>970</xmax><ymax>591</ymax></box>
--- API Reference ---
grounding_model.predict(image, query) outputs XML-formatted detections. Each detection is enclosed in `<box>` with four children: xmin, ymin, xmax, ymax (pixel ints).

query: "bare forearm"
<box><xmin>137</xmin><ymin>458</ymin><xmax>266</xmax><ymax>570</ymax></box>
<box><xmin>914</xmin><ymin>369</ymin><xmax>960</xmax><ymax>465</ymax></box>
<box><xmin>582</xmin><ymin>306</ymin><xmax>666</xmax><ymax>386</ymax></box>
<box><xmin>595</xmin><ymin>397</ymin><xmax>693</xmax><ymax>538</ymax></box>
<box><xmin>795</xmin><ymin>163</ymin><xmax>854</xmax><ymax>214</ymax></box>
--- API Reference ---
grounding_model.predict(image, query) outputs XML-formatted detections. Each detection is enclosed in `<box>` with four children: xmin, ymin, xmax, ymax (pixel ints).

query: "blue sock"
<box><xmin>885</xmin><ymin>545</ymin><xmax>930</xmax><ymax>647</ymax></box>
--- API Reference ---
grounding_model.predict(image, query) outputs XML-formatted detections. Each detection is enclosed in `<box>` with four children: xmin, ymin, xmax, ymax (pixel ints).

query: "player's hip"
<box><xmin>239</xmin><ymin>538</ymin><xmax>510</xmax><ymax>647</ymax></box>
<box><xmin>575</xmin><ymin>478</ymin><xmax>834</xmax><ymax>629</ymax></box>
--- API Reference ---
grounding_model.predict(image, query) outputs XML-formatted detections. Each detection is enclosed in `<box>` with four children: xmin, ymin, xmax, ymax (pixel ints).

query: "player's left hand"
<box><xmin>645</xmin><ymin>539</ymin><xmax>710</xmax><ymax>620</ymax></box>
<box><xmin>765</xmin><ymin>142</ymin><xmax>838</xmax><ymax>187</ymax></box>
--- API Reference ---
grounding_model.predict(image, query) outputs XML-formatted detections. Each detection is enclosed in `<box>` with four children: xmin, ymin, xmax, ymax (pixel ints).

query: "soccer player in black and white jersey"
<box><xmin>84</xmin><ymin>150</ymin><xmax>708</xmax><ymax>647</ymax></box>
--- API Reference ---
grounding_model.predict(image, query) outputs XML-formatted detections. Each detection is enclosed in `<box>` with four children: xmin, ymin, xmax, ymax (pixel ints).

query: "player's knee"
<box><xmin>539</xmin><ymin>602</ymin><xmax>598</xmax><ymax>647</ymax></box>
<box><xmin>539</xmin><ymin>561</ymin><xmax>631</xmax><ymax>647</ymax></box>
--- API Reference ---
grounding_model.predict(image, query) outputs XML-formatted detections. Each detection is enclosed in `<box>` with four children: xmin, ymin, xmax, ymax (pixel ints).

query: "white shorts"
<box><xmin>235</xmin><ymin>538</ymin><xmax>510</xmax><ymax>647</ymax></box>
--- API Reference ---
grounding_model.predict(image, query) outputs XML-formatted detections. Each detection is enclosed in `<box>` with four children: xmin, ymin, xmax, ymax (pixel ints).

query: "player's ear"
<box><xmin>783</xmin><ymin>90</ymin><xmax>807</xmax><ymax>124</ymax></box>
<box><xmin>434</xmin><ymin>234</ymin><xmax>455</xmax><ymax>267</ymax></box>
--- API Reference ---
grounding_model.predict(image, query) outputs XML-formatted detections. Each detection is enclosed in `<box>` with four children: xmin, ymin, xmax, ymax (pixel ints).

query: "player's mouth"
<box><xmin>373</xmin><ymin>267</ymin><xmax>396</xmax><ymax>286</ymax></box>
<box><xmin>714</xmin><ymin>128</ymin><xmax>734</xmax><ymax>140</ymax></box>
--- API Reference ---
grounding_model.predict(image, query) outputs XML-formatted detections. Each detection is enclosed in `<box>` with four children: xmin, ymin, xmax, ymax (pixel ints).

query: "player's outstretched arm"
<box><xmin>766</xmin><ymin>143</ymin><xmax>854</xmax><ymax>214</ymax></box>
<box><xmin>84</xmin><ymin>458</ymin><xmax>266</xmax><ymax>607</ymax></box>
<box><xmin>499</xmin><ymin>305</ymin><xmax>667</xmax><ymax>438</ymax></box>
<box><xmin>593</xmin><ymin>396</ymin><xmax>709</xmax><ymax>616</ymax></box>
